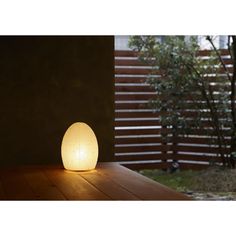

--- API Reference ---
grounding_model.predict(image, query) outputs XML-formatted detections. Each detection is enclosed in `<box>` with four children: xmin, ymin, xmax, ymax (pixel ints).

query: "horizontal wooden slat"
<box><xmin>115</xmin><ymin>103</ymin><xmax>147</xmax><ymax>109</ymax></box>
<box><xmin>115</xmin><ymin>85</ymin><xmax>154</xmax><ymax>92</ymax></box>
<box><xmin>116</xmin><ymin>145</ymin><xmax>229</xmax><ymax>157</ymax></box>
<box><xmin>115</xmin><ymin>101</ymin><xmax>231</xmax><ymax>110</ymax></box>
<box><xmin>115</xmin><ymin>137</ymin><xmax>163</xmax><ymax>145</ymax></box>
<box><xmin>115</xmin><ymin>143</ymin><xmax>230</xmax><ymax>155</ymax></box>
<box><xmin>197</xmin><ymin>49</ymin><xmax>229</xmax><ymax>56</ymax></box>
<box><xmin>121</xmin><ymin>162</ymin><xmax>170</xmax><ymax>170</ymax></box>
<box><xmin>115</xmin><ymin>94</ymin><xmax>156</xmax><ymax>101</ymax></box>
<box><xmin>176</xmin><ymin>137</ymin><xmax>231</xmax><ymax>145</ymax></box>
<box><xmin>115</xmin><ymin>77</ymin><xmax>147</xmax><ymax>83</ymax></box>
<box><xmin>115</xmin><ymin>114</ymin><xmax>231</xmax><ymax>125</ymax></box>
<box><xmin>115</xmin><ymin>75</ymin><xmax>231</xmax><ymax>83</ymax></box>
<box><xmin>115</xmin><ymin>136</ymin><xmax>231</xmax><ymax>145</ymax></box>
<box><xmin>115</xmin><ymin>50</ymin><xmax>138</xmax><ymax>57</ymax></box>
<box><xmin>115</xmin><ymin>93</ymin><xmax>232</xmax><ymax>101</ymax></box>
<box><xmin>115</xmin><ymin>144</ymin><xmax>171</xmax><ymax>153</ymax></box>
<box><xmin>177</xmin><ymin>129</ymin><xmax>232</xmax><ymax>136</ymax></box>
<box><xmin>115</xmin><ymin>110</ymin><xmax>232</xmax><ymax>118</ymax></box>
<box><xmin>115</xmin><ymin>66</ymin><xmax>233</xmax><ymax>75</ymax></box>
<box><xmin>115</xmin><ymin>68</ymin><xmax>155</xmax><ymax>75</ymax></box>
<box><xmin>116</xmin><ymin>85</ymin><xmax>232</xmax><ymax>93</ymax></box>
<box><xmin>115</xmin><ymin>59</ymin><xmax>145</xmax><ymax>66</ymax></box>
<box><xmin>115</xmin><ymin>119</ymin><xmax>161</xmax><ymax>127</ymax></box>
<box><xmin>115</xmin><ymin>111</ymin><xmax>157</xmax><ymax>118</ymax></box>
<box><xmin>116</xmin><ymin>154</ymin><xmax>171</xmax><ymax>162</ymax></box>
<box><xmin>179</xmin><ymin>162</ymin><xmax>215</xmax><ymax>170</ymax></box>
<box><xmin>117</xmin><ymin>153</ymin><xmax>223</xmax><ymax>163</ymax></box>
<box><xmin>115</xmin><ymin>128</ymin><xmax>169</xmax><ymax>136</ymax></box>
<box><xmin>115</xmin><ymin>57</ymin><xmax>232</xmax><ymax>67</ymax></box>
<box><xmin>115</xmin><ymin>82</ymin><xmax>231</xmax><ymax>93</ymax></box>
<box><xmin>115</xmin><ymin>49</ymin><xmax>230</xmax><ymax>57</ymax></box>
<box><xmin>174</xmin><ymin>154</ymin><xmax>223</xmax><ymax>162</ymax></box>
<box><xmin>122</xmin><ymin>162</ymin><xmax>209</xmax><ymax>171</ymax></box>
<box><xmin>173</xmin><ymin>145</ymin><xmax>230</xmax><ymax>154</ymax></box>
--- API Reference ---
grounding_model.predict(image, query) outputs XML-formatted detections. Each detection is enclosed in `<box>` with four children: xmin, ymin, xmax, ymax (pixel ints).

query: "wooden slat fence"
<box><xmin>115</xmin><ymin>49</ymin><xmax>233</xmax><ymax>170</ymax></box>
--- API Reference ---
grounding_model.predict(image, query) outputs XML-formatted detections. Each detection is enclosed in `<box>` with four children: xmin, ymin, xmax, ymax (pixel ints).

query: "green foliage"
<box><xmin>139</xmin><ymin>167</ymin><xmax>236</xmax><ymax>194</ymax></box>
<box><xmin>139</xmin><ymin>169</ymin><xmax>198</xmax><ymax>192</ymax></box>
<box><xmin>129</xmin><ymin>36</ymin><xmax>234</xmax><ymax>166</ymax></box>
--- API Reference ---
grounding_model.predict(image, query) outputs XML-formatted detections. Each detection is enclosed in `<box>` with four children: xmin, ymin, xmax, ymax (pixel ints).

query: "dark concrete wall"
<box><xmin>0</xmin><ymin>36</ymin><xmax>114</xmax><ymax>166</ymax></box>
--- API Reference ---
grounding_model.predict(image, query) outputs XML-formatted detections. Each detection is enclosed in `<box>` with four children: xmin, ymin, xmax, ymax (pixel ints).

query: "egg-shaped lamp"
<box><xmin>61</xmin><ymin>122</ymin><xmax>98</xmax><ymax>171</ymax></box>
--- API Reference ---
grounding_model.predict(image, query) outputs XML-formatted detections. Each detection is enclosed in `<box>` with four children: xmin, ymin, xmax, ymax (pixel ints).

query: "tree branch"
<box><xmin>186</xmin><ymin>63</ymin><xmax>229</xmax><ymax>166</ymax></box>
<box><xmin>227</xmin><ymin>36</ymin><xmax>233</xmax><ymax>60</ymax></box>
<box><xmin>206</xmin><ymin>36</ymin><xmax>232</xmax><ymax>82</ymax></box>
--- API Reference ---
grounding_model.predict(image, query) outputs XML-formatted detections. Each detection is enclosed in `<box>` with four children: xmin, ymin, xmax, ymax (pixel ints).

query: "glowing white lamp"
<box><xmin>61</xmin><ymin>122</ymin><xmax>98</xmax><ymax>171</ymax></box>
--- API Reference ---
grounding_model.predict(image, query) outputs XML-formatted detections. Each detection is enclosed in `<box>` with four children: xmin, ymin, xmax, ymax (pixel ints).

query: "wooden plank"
<box><xmin>44</xmin><ymin>168</ymin><xmax>110</xmax><ymax>200</ymax></box>
<box><xmin>115</xmin><ymin>144</ymin><xmax>171</xmax><ymax>153</ymax></box>
<box><xmin>115</xmin><ymin>49</ymin><xmax>230</xmax><ymax>57</ymax></box>
<box><xmin>122</xmin><ymin>162</ymin><xmax>170</xmax><ymax>170</ymax></box>
<box><xmin>79</xmin><ymin>171</ymin><xmax>139</xmax><ymax>200</ymax></box>
<box><xmin>222</xmin><ymin>58</ymin><xmax>233</xmax><ymax>64</ymax></box>
<box><xmin>115</xmin><ymin>59</ymin><xmax>145</xmax><ymax>66</ymax></box>
<box><xmin>116</xmin><ymin>110</ymin><xmax>161</xmax><ymax>119</ymax></box>
<box><xmin>115</xmin><ymin>75</ymin><xmax>231</xmax><ymax>83</ymax></box>
<box><xmin>115</xmin><ymin>136</ymin><xmax>163</xmax><ymax>144</ymax></box>
<box><xmin>116</xmin><ymin>153</ymin><xmax>222</xmax><ymax>162</ymax></box>
<box><xmin>115</xmin><ymin>110</ymin><xmax>232</xmax><ymax>119</ymax></box>
<box><xmin>174</xmin><ymin>154</ymin><xmax>222</xmax><ymax>162</ymax></box>
<box><xmin>204</xmin><ymin>75</ymin><xmax>232</xmax><ymax>82</ymax></box>
<box><xmin>0</xmin><ymin>164</ymin><xmax>191</xmax><ymax>200</ymax></box>
<box><xmin>115</xmin><ymin>128</ymin><xmax>170</xmax><ymax>136</ymax></box>
<box><xmin>115</xmin><ymin>118</ymin><xmax>231</xmax><ymax>127</ymax></box>
<box><xmin>115</xmin><ymin>50</ymin><xmax>138</xmax><ymax>57</ymax></box>
<box><xmin>115</xmin><ymin>77</ymin><xmax>147</xmax><ymax>83</ymax></box>
<box><xmin>0</xmin><ymin>181</ymin><xmax>6</xmax><ymax>200</ymax></box>
<box><xmin>115</xmin><ymin>93</ymin><xmax>232</xmax><ymax>102</ymax></box>
<box><xmin>116</xmin><ymin>84</ymin><xmax>232</xmax><ymax>93</ymax></box>
<box><xmin>197</xmin><ymin>49</ymin><xmax>229</xmax><ymax>56</ymax></box>
<box><xmin>173</xmin><ymin>145</ymin><xmax>230</xmax><ymax>154</ymax></box>
<box><xmin>116</xmin><ymin>154</ymin><xmax>171</xmax><ymax>162</ymax></box>
<box><xmin>176</xmin><ymin>137</ymin><xmax>231</xmax><ymax>145</ymax></box>
<box><xmin>115</xmin><ymin>103</ymin><xmax>148</xmax><ymax>109</ymax></box>
<box><xmin>177</xmin><ymin>128</ymin><xmax>231</xmax><ymax>136</ymax></box>
<box><xmin>115</xmin><ymin>119</ymin><xmax>161</xmax><ymax>127</ymax></box>
<box><xmin>115</xmin><ymin>111</ymin><xmax>158</xmax><ymax>118</ymax></box>
<box><xmin>115</xmin><ymin>68</ymin><xmax>157</xmax><ymax>75</ymax></box>
<box><xmin>115</xmin><ymin>85</ymin><xmax>154</xmax><ymax>92</ymax></box>
<box><xmin>115</xmin><ymin>123</ymin><xmax>231</xmax><ymax>137</ymax></box>
<box><xmin>115</xmin><ymin>65</ymin><xmax>233</xmax><ymax>75</ymax></box>
<box><xmin>23</xmin><ymin>168</ymin><xmax>66</xmax><ymax>200</ymax></box>
<box><xmin>122</xmin><ymin>162</ymin><xmax>209</xmax><ymax>170</ymax></box>
<box><xmin>178</xmin><ymin>162</ymin><xmax>211</xmax><ymax>170</ymax></box>
<box><xmin>97</xmin><ymin>163</ymin><xmax>190</xmax><ymax>200</ymax></box>
<box><xmin>115</xmin><ymin>93</ymin><xmax>226</xmax><ymax>102</ymax></box>
<box><xmin>115</xmin><ymin>57</ymin><xmax>232</xmax><ymax>66</ymax></box>
<box><xmin>0</xmin><ymin>169</ymin><xmax>36</xmax><ymax>200</ymax></box>
<box><xmin>115</xmin><ymin>93</ymin><xmax>156</xmax><ymax>101</ymax></box>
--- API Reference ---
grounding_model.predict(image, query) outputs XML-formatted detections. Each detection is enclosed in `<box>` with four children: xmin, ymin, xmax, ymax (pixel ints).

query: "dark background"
<box><xmin>0</xmin><ymin>36</ymin><xmax>114</xmax><ymax>166</ymax></box>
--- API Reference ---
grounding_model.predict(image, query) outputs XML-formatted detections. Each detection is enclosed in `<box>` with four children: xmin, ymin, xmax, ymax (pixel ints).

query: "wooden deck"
<box><xmin>0</xmin><ymin>162</ymin><xmax>190</xmax><ymax>200</ymax></box>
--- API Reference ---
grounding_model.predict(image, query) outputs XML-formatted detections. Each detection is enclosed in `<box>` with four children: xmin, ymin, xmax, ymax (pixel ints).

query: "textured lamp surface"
<box><xmin>61</xmin><ymin>122</ymin><xmax>98</xmax><ymax>171</ymax></box>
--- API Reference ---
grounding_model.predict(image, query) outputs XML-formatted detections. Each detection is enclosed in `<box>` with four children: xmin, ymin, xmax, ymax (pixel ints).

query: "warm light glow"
<box><xmin>61</xmin><ymin>122</ymin><xmax>98</xmax><ymax>171</ymax></box>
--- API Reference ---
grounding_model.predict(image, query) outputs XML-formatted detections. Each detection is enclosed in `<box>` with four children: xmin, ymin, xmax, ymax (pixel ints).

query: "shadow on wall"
<box><xmin>0</xmin><ymin>36</ymin><xmax>114</xmax><ymax>166</ymax></box>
